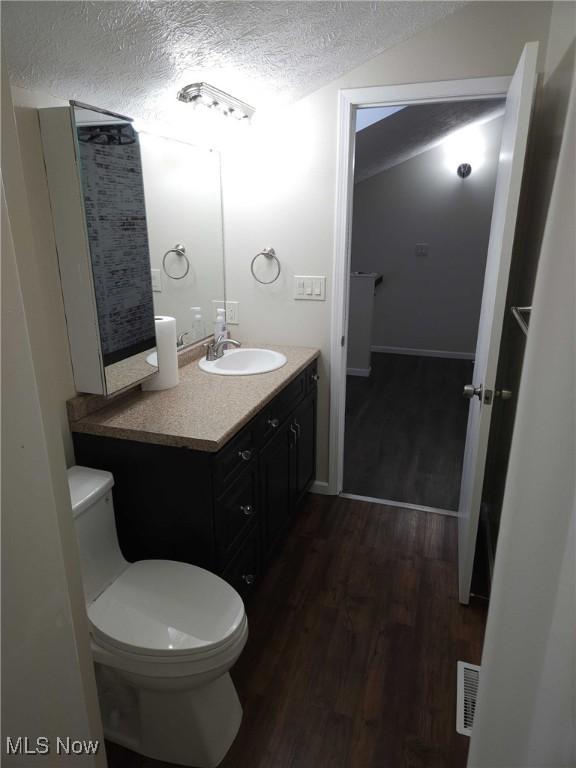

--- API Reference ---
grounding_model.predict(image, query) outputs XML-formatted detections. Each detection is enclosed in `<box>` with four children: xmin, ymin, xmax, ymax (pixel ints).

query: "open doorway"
<box><xmin>343</xmin><ymin>99</ymin><xmax>505</xmax><ymax>512</ymax></box>
<box><xmin>330</xmin><ymin>51</ymin><xmax>537</xmax><ymax>604</ymax></box>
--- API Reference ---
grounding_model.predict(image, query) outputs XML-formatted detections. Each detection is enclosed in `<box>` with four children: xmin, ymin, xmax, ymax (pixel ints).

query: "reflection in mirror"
<box><xmin>72</xmin><ymin>103</ymin><xmax>158</xmax><ymax>394</ymax></box>
<box><xmin>139</xmin><ymin>133</ymin><xmax>225</xmax><ymax>349</ymax></box>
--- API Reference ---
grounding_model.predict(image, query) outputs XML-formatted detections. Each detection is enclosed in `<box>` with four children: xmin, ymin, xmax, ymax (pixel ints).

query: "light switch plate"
<box><xmin>294</xmin><ymin>275</ymin><xmax>326</xmax><ymax>301</ymax></box>
<box><xmin>151</xmin><ymin>269</ymin><xmax>162</xmax><ymax>292</ymax></box>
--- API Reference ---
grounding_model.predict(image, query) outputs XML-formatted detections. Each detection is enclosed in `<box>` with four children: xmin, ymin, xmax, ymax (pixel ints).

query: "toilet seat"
<box><xmin>88</xmin><ymin>560</ymin><xmax>245</xmax><ymax>660</ymax></box>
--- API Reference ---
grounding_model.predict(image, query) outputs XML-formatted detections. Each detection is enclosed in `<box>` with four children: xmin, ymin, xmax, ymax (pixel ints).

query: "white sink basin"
<box><xmin>199</xmin><ymin>348</ymin><xmax>287</xmax><ymax>376</ymax></box>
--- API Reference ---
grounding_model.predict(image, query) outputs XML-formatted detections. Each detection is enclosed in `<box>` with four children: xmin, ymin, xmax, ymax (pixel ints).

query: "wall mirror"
<box><xmin>41</xmin><ymin>100</ymin><xmax>226</xmax><ymax>396</ymax></box>
<box><xmin>139</xmin><ymin>132</ymin><xmax>225</xmax><ymax>348</ymax></box>
<box><xmin>74</xmin><ymin>104</ymin><xmax>226</xmax><ymax>361</ymax></box>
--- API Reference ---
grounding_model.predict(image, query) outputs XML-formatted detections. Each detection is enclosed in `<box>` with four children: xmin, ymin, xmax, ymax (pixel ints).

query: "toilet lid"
<box><xmin>88</xmin><ymin>560</ymin><xmax>245</xmax><ymax>657</ymax></box>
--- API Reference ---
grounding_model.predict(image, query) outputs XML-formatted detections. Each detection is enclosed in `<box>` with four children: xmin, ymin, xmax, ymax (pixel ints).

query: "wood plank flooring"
<box><xmin>344</xmin><ymin>353</ymin><xmax>473</xmax><ymax>509</ymax></box>
<box><xmin>106</xmin><ymin>494</ymin><xmax>487</xmax><ymax>768</ymax></box>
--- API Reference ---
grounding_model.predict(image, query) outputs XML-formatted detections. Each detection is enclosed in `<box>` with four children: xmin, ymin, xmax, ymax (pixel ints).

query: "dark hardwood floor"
<box><xmin>344</xmin><ymin>353</ymin><xmax>473</xmax><ymax>509</ymax></box>
<box><xmin>106</xmin><ymin>494</ymin><xmax>487</xmax><ymax>768</ymax></box>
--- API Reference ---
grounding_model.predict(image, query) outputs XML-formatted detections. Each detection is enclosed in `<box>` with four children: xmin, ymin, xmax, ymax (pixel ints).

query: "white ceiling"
<box><xmin>3</xmin><ymin>1</ymin><xmax>462</xmax><ymax>122</ymax></box>
<box><xmin>355</xmin><ymin>99</ymin><xmax>506</xmax><ymax>183</ymax></box>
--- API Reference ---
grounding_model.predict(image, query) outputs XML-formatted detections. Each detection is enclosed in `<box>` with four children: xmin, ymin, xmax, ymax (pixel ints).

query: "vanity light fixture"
<box><xmin>177</xmin><ymin>82</ymin><xmax>255</xmax><ymax>121</ymax></box>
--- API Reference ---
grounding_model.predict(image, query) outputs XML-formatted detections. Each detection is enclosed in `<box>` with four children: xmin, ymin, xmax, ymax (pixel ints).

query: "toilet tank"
<box><xmin>68</xmin><ymin>465</ymin><xmax>129</xmax><ymax>604</ymax></box>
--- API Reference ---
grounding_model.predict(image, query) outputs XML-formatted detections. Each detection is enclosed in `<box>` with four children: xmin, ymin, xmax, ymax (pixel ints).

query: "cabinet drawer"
<box><xmin>213</xmin><ymin>425</ymin><xmax>256</xmax><ymax>492</ymax></box>
<box><xmin>215</xmin><ymin>466</ymin><xmax>258</xmax><ymax>568</ymax></box>
<box><xmin>221</xmin><ymin>526</ymin><xmax>260</xmax><ymax>602</ymax></box>
<box><xmin>258</xmin><ymin>369</ymin><xmax>307</xmax><ymax>444</ymax></box>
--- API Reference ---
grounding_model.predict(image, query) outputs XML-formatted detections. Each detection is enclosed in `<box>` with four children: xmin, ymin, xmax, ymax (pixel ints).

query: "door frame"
<box><xmin>329</xmin><ymin>76</ymin><xmax>511</xmax><ymax>495</ymax></box>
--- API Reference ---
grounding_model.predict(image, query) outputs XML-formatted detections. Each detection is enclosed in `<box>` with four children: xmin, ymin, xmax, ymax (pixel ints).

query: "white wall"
<box><xmin>140</xmin><ymin>133</ymin><xmax>225</xmax><ymax>341</ymax></box>
<box><xmin>1</xmin><ymin>66</ymin><xmax>106</xmax><ymax>766</ymax></box>
<box><xmin>351</xmin><ymin>115</ymin><xmax>503</xmax><ymax>357</ymax></box>
<box><xmin>221</xmin><ymin>1</ymin><xmax>553</xmax><ymax>482</ymax></box>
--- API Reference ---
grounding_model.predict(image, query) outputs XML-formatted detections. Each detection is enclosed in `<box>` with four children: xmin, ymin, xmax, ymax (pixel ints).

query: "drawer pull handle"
<box><xmin>267</xmin><ymin>417</ymin><xmax>280</xmax><ymax>428</ymax></box>
<box><xmin>311</xmin><ymin>373</ymin><xmax>319</xmax><ymax>382</ymax></box>
<box><xmin>238</xmin><ymin>449</ymin><xmax>252</xmax><ymax>461</ymax></box>
<box><xmin>240</xmin><ymin>504</ymin><xmax>254</xmax><ymax>516</ymax></box>
<box><xmin>242</xmin><ymin>573</ymin><xmax>255</xmax><ymax>585</ymax></box>
<box><xmin>294</xmin><ymin>420</ymin><xmax>301</xmax><ymax>439</ymax></box>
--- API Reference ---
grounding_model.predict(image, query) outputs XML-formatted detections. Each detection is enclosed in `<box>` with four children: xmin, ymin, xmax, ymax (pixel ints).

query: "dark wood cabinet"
<box><xmin>73</xmin><ymin>360</ymin><xmax>317</xmax><ymax>598</ymax></box>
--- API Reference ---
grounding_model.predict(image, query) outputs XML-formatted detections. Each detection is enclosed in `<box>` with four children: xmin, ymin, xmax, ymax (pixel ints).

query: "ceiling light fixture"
<box><xmin>177</xmin><ymin>82</ymin><xmax>255</xmax><ymax>121</ymax></box>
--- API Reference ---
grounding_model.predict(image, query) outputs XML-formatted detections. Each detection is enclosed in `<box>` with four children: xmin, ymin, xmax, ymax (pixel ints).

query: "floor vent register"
<box><xmin>456</xmin><ymin>661</ymin><xmax>481</xmax><ymax>736</ymax></box>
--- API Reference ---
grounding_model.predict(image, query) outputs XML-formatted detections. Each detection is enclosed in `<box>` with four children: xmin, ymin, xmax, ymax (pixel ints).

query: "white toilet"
<box><xmin>68</xmin><ymin>465</ymin><xmax>248</xmax><ymax>768</ymax></box>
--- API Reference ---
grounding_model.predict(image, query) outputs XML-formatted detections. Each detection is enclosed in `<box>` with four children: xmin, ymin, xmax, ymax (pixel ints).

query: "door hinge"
<box><xmin>341</xmin><ymin>335</ymin><xmax>345</xmax><ymax>347</ymax></box>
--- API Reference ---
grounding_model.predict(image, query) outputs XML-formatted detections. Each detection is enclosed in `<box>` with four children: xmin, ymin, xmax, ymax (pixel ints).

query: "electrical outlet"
<box><xmin>151</xmin><ymin>269</ymin><xmax>162</xmax><ymax>292</ymax></box>
<box><xmin>415</xmin><ymin>242</ymin><xmax>429</xmax><ymax>258</ymax></box>
<box><xmin>294</xmin><ymin>275</ymin><xmax>326</xmax><ymax>301</ymax></box>
<box><xmin>225</xmin><ymin>301</ymin><xmax>239</xmax><ymax>325</ymax></box>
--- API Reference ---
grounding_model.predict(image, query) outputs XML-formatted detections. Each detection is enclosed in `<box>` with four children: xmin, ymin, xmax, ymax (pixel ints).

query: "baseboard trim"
<box><xmin>370</xmin><ymin>345</ymin><xmax>475</xmax><ymax>361</ymax></box>
<box><xmin>340</xmin><ymin>493</ymin><xmax>458</xmax><ymax>517</ymax></box>
<box><xmin>310</xmin><ymin>480</ymin><xmax>333</xmax><ymax>495</ymax></box>
<box><xmin>346</xmin><ymin>366</ymin><xmax>371</xmax><ymax>377</ymax></box>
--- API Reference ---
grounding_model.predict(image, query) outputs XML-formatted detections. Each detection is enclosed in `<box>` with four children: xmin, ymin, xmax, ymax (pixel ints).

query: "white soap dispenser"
<box><xmin>214</xmin><ymin>307</ymin><xmax>228</xmax><ymax>341</ymax></box>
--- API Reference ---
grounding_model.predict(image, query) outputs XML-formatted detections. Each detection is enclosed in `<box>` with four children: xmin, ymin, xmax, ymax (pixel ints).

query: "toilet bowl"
<box><xmin>68</xmin><ymin>466</ymin><xmax>247</xmax><ymax>768</ymax></box>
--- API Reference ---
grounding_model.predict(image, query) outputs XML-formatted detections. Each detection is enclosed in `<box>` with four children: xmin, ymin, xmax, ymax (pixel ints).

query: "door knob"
<box><xmin>495</xmin><ymin>389</ymin><xmax>513</xmax><ymax>400</ymax></box>
<box><xmin>463</xmin><ymin>384</ymin><xmax>483</xmax><ymax>400</ymax></box>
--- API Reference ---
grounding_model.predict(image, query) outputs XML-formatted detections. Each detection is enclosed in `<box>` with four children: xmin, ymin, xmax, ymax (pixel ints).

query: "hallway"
<box><xmin>344</xmin><ymin>353</ymin><xmax>473</xmax><ymax>509</ymax></box>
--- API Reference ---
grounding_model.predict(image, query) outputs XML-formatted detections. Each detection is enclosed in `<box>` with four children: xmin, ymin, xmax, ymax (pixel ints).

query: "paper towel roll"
<box><xmin>142</xmin><ymin>316</ymin><xmax>179</xmax><ymax>391</ymax></box>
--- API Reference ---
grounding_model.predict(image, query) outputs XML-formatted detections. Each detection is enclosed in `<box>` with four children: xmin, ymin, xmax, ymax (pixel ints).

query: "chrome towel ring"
<box><xmin>162</xmin><ymin>243</ymin><xmax>190</xmax><ymax>280</ymax></box>
<box><xmin>250</xmin><ymin>247</ymin><xmax>281</xmax><ymax>285</ymax></box>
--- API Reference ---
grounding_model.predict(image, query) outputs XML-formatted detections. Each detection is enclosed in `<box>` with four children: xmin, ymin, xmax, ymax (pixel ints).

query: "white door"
<box><xmin>458</xmin><ymin>43</ymin><xmax>539</xmax><ymax>604</ymax></box>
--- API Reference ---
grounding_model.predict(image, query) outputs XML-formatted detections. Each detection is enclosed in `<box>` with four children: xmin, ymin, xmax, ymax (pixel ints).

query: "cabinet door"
<box><xmin>292</xmin><ymin>393</ymin><xmax>317</xmax><ymax>507</ymax></box>
<box><xmin>259</xmin><ymin>419</ymin><xmax>294</xmax><ymax>552</ymax></box>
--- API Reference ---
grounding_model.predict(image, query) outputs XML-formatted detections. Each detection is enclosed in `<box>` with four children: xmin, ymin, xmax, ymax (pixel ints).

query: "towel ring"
<box><xmin>162</xmin><ymin>244</ymin><xmax>190</xmax><ymax>280</ymax></box>
<box><xmin>250</xmin><ymin>247</ymin><xmax>281</xmax><ymax>285</ymax></box>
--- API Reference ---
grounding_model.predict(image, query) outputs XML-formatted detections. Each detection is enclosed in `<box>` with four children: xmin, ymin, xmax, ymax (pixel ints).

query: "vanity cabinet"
<box><xmin>72</xmin><ymin>359</ymin><xmax>318</xmax><ymax>600</ymax></box>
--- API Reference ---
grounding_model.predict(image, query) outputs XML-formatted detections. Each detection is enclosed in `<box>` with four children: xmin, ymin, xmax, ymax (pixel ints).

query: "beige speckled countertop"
<box><xmin>70</xmin><ymin>345</ymin><xmax>320</xmax><ymax>452</ymax></box>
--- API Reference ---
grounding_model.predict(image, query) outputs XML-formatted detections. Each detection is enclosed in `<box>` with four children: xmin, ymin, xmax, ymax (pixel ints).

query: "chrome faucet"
<box><xmin>204</xmin><ymin>335</ymin><xmax>241</xmax><ymax>361</ymax></box>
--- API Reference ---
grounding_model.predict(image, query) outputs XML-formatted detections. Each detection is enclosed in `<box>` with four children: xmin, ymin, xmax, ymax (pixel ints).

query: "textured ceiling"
<box><xmin>355</xmin><ymin>99</ymin><xmax>506</xmax><ymax>183</ymax></box>
<box><xmin>3</xmin><ymin>1</ymin><xmax>462</xmax><ymax>123</ymax></box>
